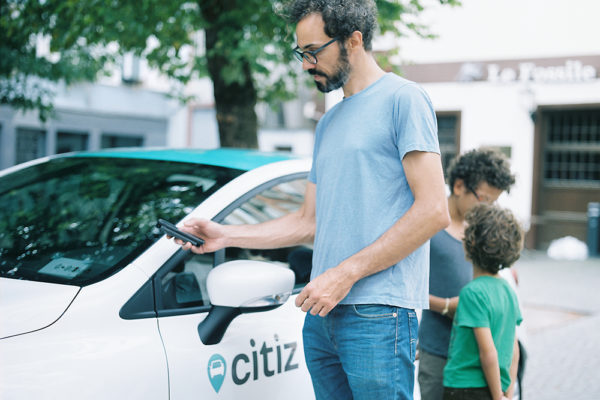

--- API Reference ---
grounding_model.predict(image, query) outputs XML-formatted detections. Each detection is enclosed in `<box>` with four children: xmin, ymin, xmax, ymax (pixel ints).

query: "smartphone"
<box><xmin>157</xmin><ymin>219</ymin><xmax>205</xmax><ymax>247</ymax></box>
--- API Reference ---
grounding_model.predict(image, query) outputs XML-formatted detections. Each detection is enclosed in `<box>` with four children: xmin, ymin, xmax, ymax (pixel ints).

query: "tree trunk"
<box><xmin>200</xmin><ymin>1</ymin><xmax>258</xmax><ymax>149</ymax></box>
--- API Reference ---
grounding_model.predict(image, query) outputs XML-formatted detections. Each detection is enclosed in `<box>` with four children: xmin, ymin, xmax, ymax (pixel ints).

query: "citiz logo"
<box><xmin>207</xmin><ymin>335</ymin><xmax>299</xmax><ymax>393</ymax></box>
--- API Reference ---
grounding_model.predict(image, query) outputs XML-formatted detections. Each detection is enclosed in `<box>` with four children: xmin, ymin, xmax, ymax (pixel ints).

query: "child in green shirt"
<box><xmin>443</xmin><ymin>203</ymin><xmax>523</xmax><ymax>400</ymax></box>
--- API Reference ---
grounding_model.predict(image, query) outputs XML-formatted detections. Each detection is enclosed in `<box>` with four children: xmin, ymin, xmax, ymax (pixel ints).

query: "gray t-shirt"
<box><xmin>308</xmin><ymin>73</ymin><xmax>440</xmax><ymax>309</ymax></box>
<box><xmin>418</xmin><ymin>229</ymin><xmax>473</xmax><ymax>357</ymax></box>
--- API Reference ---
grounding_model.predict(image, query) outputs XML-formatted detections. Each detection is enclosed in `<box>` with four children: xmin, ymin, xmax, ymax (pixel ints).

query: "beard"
<box><xmin>308</xmin><ymin>47</ymin><xmax>351</xmax><ymax>93</ymax></box>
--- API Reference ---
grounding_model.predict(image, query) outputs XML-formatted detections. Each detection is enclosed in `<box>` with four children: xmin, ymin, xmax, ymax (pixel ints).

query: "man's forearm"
<box><xmin>338</xmin><ymin>150</ymin><xmax>449</xmax><ymax>283</ymax></box>
<box><xmin>429</xmin><ymin>294</ymin><xmax>459</xmax><ymax>317</ymax></box>
<box><xmin>219</xmin><ymin>182</ymin><xmax>316</xmax><ymax>250</ymax></box>
<box><xmin>223</xmin><ymin>209</ymin><xmax>314</xmax><ymax>250</ymax></box>
<box><xmin>339</xmin><ymin>197</ymin><xmax>449</xmax><ymax>283</ymax></box>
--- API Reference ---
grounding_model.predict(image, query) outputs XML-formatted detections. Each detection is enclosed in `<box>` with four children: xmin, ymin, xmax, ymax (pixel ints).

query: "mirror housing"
<box><xmin>198</xmin><ymin>260</ymin><xmax>295</xmax><ymax>345</ymax></box>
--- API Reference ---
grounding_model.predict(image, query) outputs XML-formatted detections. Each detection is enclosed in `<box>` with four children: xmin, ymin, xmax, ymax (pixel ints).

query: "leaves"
<box><xmin>1</xmin><ymin>0</ymin><xmax>459</xmax><ymax>129</ymax></box>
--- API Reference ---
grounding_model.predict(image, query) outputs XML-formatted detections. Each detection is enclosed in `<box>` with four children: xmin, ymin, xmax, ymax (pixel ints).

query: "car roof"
<box><xmin>69</xmin><ymin>148</ymin><xmax>301</xmax><ymax>171</ymax></box>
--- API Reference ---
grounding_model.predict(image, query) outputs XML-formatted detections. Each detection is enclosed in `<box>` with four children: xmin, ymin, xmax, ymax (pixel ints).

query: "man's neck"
<box><xmin>342</xmin><ymin>53</ymin><xmax>386</xmax><ymax>98</ymax></box>
<box><xmin>445</xmin><ymin>195</ymin><xmax>466</xmax><ymax>240</ymax></box>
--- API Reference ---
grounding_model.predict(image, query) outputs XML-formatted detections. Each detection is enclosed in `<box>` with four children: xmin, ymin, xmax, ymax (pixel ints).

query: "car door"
<box><xmin>155</xmin><ymin>175</ymin><xmax>315</xmax><ymax>399</ymax></box>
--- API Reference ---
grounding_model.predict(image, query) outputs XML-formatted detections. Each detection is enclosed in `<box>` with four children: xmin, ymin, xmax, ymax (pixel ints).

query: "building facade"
<box><xmin>0</xmin><ymin>83</ymin><xmax>173</xmax><ymax>170</ymax></box>
<box><xmin>400</xmin><ymin>55</ymin><xmax>600</xmax><ymax>249</ymax></box>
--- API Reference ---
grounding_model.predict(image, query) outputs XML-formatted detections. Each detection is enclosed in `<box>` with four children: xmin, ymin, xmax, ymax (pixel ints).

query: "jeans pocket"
<box><xmin>408</xmin><ymin>309</ymin><xmax>418</xmax><ymax>362</ymax></box>
<box><xmin>352</xmin><ymin>304</ymin><xmax>397</xmax><ymax>318</ymax></box>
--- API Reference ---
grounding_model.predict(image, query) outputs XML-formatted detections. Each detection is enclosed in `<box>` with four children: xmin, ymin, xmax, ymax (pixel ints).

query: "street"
<box><xmin>516</xmin><ymin>251</ymin><xmax>600</xmax><ymax>399</ymax></box>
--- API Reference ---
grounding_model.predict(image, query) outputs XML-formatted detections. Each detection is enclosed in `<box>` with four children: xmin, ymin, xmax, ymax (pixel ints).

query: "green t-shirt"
<box><xmin>443</xmin><ymin>275</ymin><xmax>522</xmax><ymax>392</ymax></box>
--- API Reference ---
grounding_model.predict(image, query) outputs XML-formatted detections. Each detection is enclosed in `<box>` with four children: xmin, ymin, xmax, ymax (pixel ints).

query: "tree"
<box><xmin>0</xmin><ymin>0</ymin><xmax>459</xmax><ymax>148</ymax></box>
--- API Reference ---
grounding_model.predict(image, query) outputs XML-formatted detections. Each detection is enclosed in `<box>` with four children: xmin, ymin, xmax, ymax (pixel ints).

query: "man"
<box><xmin>176</xmin><ymin>1</ymin><xmax>449</xmax><ymax>398</ymax></box>
<box><xmin>417</xmin><ymin>148</ymin><xmax>516</xmax><ymax>400</ymax></box>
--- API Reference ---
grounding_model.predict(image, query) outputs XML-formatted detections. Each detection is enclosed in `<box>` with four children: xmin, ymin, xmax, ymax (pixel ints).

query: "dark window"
<box><xmin>16</xmin><ymin>127</ymin><xmax>46</xmax><ymax>164</ymax></box>
<box><xmin>542</xmin><ymin>109</ymin><xmax>600</xmax><ymax>186</ymax></box>
<box><xmin>275</xmin><ymin>145</ymin><xmax>293</xmax><ymax>153</ymax></box>
<box><xmin>57</xmin><ymin>131</ymin><xmax>88</xmax><ymax>154</ymax></box>
<box><xmin>0</xmin><ymin>157</ymin><xmax>243</xmax><ymax>286</ymax></box>
<box><xmin>101</xmin><ymin>134</ymin><xmax>144</xmax><ymax>148</ymax></box>
<box><xmin>437</xmin><ymin>114</ymin><xmax>460</xmax><ymax>175</ymax></box>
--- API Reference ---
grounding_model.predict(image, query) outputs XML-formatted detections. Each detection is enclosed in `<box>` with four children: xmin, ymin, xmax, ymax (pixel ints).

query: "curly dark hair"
<box><xmin>463</xmin><ymin>203</ymin><xmax>523</xmax><ymax>274</ymax></box>
<box><xmin>446</xmin><ymin>148</ymin><xmax>515</xmax><ymax>194</ymax></box>
<box><xmin>283</xmin><ymin>0</ymin><xmax>378</xmax><ymax>51</ymax></box>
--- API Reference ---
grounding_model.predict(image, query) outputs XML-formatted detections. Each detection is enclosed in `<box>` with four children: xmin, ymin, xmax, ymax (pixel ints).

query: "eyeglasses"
<box><xmin>293</xmin><ymin>38</ymin><xmax>338</xmax><ymax>64</ymax></box>
<box><xmin>468</xmin><ymin>187</ymin><xmax>494</xmax><ymax>203</ymax></box>
<box><xmin>468</xmin><ymin>186</ymin><xmax>481</xmax><ymax>201</ymax></box>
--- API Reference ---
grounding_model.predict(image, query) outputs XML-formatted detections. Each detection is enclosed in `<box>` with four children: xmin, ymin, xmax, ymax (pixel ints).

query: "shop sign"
<box><xmin>487</xmin><ymin>60</ymin><xmax>597</xmax><ymax>83</ymax></box>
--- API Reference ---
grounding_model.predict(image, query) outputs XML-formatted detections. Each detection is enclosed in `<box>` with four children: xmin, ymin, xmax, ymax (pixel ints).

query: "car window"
<box><xmin>158</xmin><ymin>177</ymin><xmax>310</xmax><ymax>312</ymax></box>
<box><xmin>0</xmin><ymin>157</ymin><xmax>242</xmax><ymax>286</ymax></box>
<box><xmin>159</xmin><ymin>253</ymin><xmax>213</xmax><ymax>309</ymax></box>
<box><xmin>223</xmin><ymin>178</ymin><xmax>311</xmax><ymax>287</ymax></box>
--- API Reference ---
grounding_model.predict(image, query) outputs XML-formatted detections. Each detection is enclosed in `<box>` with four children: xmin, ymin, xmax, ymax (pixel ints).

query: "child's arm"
<box><xmin>473</xmin><ymin>327</ymin><xmax>508</xmax><ymax>400</ymax></box>
<box><xmin>504</xmin><ymin>337</ymin><xmax>520</xmax><ymax>398</ymax></box>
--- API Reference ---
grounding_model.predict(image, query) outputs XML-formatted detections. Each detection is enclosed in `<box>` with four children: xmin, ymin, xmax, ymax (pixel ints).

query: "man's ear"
<box><xmin>347</xmin><ymin>30</ymin><xmax>363</xmax><ymax>52</ymax></box>
<box><xmin>453</xmin><ymin>178</ymin><xmax>466</xmax><ymax>196</ymax></box>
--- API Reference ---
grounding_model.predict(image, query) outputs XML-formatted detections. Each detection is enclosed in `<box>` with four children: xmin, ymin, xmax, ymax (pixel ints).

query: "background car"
<box><xmin>0</xmin><ymin>148</ymin><xmax>315</xmax><ymax>399</ymax></box>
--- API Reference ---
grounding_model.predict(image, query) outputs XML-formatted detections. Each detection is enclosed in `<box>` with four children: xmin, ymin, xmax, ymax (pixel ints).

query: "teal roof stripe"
<box><xmin>71</xmin><ymin>148</ymin><xmax>298</xmax><ymax>171</ymax></box>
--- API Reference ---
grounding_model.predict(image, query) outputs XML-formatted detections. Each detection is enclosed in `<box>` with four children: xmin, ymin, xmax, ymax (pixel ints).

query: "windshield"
<box><xmin>0</xmin><ymin>157</ymin><xmax>242</xmax><ymax>286</ymax></box>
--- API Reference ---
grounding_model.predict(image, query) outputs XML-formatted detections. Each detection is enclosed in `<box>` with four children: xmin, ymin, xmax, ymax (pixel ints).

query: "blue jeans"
<box><xmin>303</xmin><ymin>304</ymin><xmax>418</xmax><ymax>400</ymax></box>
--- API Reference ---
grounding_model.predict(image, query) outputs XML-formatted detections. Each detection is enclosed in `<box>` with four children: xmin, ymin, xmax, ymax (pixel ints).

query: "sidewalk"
<box><xmin>514</xmin><ymin>250</ymin><xmax>600</xmax><ymax>400</ymax></box>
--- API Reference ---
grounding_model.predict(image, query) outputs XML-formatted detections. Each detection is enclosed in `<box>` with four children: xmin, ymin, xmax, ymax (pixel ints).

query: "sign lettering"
<box><xmin>208</xmin><ymin>335</ymin><xmax>299</xmax><ymax>393</ymax></box>
<box><xmin>487</xmin><ymin>60</ymin><xmax>597</xmax><ymax>83</ymax></box>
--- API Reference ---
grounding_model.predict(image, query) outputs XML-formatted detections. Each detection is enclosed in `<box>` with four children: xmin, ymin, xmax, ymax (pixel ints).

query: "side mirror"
<box><xmin>198</xmin><ymin>260</ymin><xmax>295</xmax><ymax>345</ymax></box>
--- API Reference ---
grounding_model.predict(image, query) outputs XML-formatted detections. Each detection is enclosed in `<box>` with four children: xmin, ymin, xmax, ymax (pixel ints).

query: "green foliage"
<box><xmin>0</xmin><ymin>0</ymin><xmax>459</xmax><ymax>121</ymax></box>
<box><xmin>0</xmin><ymin>0</ymin><xmax>112</xmax><ymax>120</ymax></box>
<box><xmin>0</xmin><ymin>157</ymin><xmax>240</xmax><ymax>285</ymax></box>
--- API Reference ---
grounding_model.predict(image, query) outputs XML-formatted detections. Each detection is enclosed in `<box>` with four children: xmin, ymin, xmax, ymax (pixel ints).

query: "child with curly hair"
<box><xmin>418</xmin><ymin>148</ymin><xmax>516</xmax><ymax>400</ymax></box>
<box><xmin>443</xmin><ymin>203</ymin><xmax>523</xmax><ymax>400</ymax></box>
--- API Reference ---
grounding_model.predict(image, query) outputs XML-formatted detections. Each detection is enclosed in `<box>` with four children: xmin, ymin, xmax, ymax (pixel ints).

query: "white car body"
<box><xmin>0</xmin><ymin>151</ymin><xmax>315</xmax><ymax>399</ymax></box>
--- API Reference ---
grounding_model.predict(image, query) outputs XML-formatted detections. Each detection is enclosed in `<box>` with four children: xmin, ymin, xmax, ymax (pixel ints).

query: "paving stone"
<box><xmin>515</xmin><ymin>251</ymin><xmax>600</xmax><ymax>400</ymax></box>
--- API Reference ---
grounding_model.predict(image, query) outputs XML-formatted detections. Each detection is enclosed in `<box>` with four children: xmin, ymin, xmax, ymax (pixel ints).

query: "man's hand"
<box><xmin>295</xmin><ymin>265</ymin><xmax>356</xmax><ymax>317</ymax></box>
<box><xmin>170</xmin><ymin>218</ymin><xmax>227</xmax><ymax>254</ymax></box>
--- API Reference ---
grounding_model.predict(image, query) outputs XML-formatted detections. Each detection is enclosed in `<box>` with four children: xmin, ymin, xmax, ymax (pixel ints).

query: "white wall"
<box><xmin>258</xmin><ymin>129</ymin><xmax>315</xmax><ymax>157</ymax></box>
<box><xmin>54</xmin><ymin>82</ymin><xmax>176</xmax><ymax>118</ymax></box>
<box><xmin>421</xmin><ymin>77</ymin><xmax>600</xmax><ymax>228</ymax></box>
<box><xmin>424</xmin><ymin>81</ymin><xmax>536</xmax><ymax>226</ymax></box>
<box><xmin>398</xmin><ymin>0</ymin><xmax>600</xmax><ymax>63</ymax></box>
<box><xmin>389</xmin><ymin>0</ymin><xmax>600</xmax><ymax>230</ymax></box>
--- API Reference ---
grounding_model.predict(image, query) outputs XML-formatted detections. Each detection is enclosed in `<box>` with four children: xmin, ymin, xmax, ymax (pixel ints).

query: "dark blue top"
<box><xmin>418</xmin><ymin>229</ymin><xmax>473</xmax><ymax>358</ymax></box>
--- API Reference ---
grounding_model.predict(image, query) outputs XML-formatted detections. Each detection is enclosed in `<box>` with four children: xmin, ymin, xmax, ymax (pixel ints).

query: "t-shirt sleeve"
<box><xmin>308</xmin><ymin>129</ymin><xmax>320</xmax><ymax>184</ymax></box>
<box><xmin>393</xmin><ymin>84</ymin><xmax>440</xmax><ymax>160</ymax></box>
<box><xmin>514</xmin><ymin>291</ymin><xmax>523</xmax><ymax>326</ymax></box>
<box><xmin>308</xmin><ymin>161</ymin><xmax>317</xmax><ymax>184</ymax></box>
<box><xmin>308</xmin><ymin>111</ymin><xmax>328</xmax><ymax>184</ymax></box>
<box><xmin>455</xmin><ymin>287</ymin><xmax>491</xmax><ymax>329</ymax></box>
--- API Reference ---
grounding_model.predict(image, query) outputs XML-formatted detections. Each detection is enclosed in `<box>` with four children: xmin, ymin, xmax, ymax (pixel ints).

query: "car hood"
<box><xmin>0</xmin><ymin>278</ymin><xmax>80</xmax><ymax>339</ymax></box>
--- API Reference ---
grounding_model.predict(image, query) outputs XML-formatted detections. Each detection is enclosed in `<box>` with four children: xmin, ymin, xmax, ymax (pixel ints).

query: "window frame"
<box><xmin>151</xmin><ymin>171</ymin><xmax>309</xmax><ymax>318</ymax></box>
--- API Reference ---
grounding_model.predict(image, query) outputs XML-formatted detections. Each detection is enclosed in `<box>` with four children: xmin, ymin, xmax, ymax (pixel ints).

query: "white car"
<box><xmin>0</xmin><ymin>148</ymin><xmax>315</xmax><ymax>399</ymax></box>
